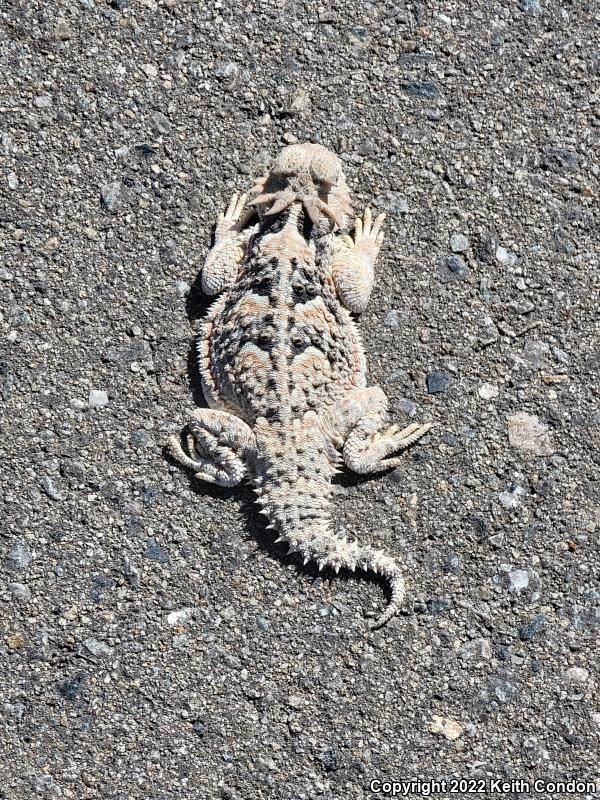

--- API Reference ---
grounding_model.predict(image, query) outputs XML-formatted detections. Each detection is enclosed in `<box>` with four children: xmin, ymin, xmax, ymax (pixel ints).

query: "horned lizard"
<box><xmin>168</xmin><ymin>143</ymin><xmax>433</xmax><ymax>629</ymax></box>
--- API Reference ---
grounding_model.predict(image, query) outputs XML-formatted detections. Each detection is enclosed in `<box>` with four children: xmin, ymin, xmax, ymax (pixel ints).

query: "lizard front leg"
<box><xmin>331</xmin><ymin>208</ymin><xmax>385</xmax><ymax>313</ymax></box>
<box><xmin>322</xmin><ymin>386</ymin><xmax>433</xmax><ymax>474</ymax></box>
<box><xmin>167</xmin><ymin>409</ymin><xmax>255</xmax><ymax>486</ymax></box>
<box><xmin>201</xmin><ymin>192</ymin><xmax>256</xmax><ymax>295</ymax></box>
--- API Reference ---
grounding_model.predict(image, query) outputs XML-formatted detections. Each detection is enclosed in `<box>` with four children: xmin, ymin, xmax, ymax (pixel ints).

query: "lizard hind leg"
<box><xmin>323</xmin><ymin>386</ymin><xmax>434</xmax><ymax>474</ymax></box>
<box><xmin>167</xmin><ymin>409</ymin><xmax>255</xmax><ymax>488</ymax></box>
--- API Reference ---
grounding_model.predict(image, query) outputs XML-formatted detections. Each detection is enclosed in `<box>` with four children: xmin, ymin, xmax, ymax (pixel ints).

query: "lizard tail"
<box><xmin>364</xmin><ymin>549</ymin><xmax>406</xmax><ymax>630</ymax></box>
<box><xmin>286</xmin><ymin>528</ymin><xmax>405</xmax><ymax>630</ymax></box>
<box><xmin>254</xmin><ymin>441</ymin><xmax>406</xmax><ymax>629</ymax></box>
<box><xmin>257</xmin><ymin>485</ymin><xmax>406</xmax><ymax>628</ymax></box>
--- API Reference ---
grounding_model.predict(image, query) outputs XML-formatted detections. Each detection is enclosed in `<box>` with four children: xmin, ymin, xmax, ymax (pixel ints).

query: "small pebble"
<box><xmin>507</xmin><ymin>412</ymin><xmax>554</xmax><ymax>456</ymax></box>
<box><xmin>141</xmin><ymin>63</ymin><xmax>158</xmax><ymax>78</ymax></box>
<box><xmin>499</xmin><ymin>484</ymin><xmax>525</xmax><ymax>509</ymax></box>
<box><xmin>33</xmin><ymin>94</ymin><xmax>53</xmax><ymax>109</ymax></box>
<box><xmin>460</xmin><ymin>638</ymin><xmax>492</xmax><ymax>660</ymax></box>
<box><xmin>394</xmin><ymin>398</ymin><xmax>417</xmax><ymax>417</ymax></box>
<box><xmin>495</xmin><ymin>245</ymin><xmax>518</xmax><ymax>267</ymax></box>
<box><xmin>564</xmin><ymin>667</ymin><xmax>589</xmax><ymax>685</ymax></box>
<box><xmin>508</xmin><ymin>568</ymin><xmax>529</xmax><ymax>592</ymax></box>
<box><xmin>8</xmin><ymin>583</ymin><xmax>31</xmax><ymax>602</ymax></box>
<box><xmin>214</xmin><ymin>61</ymin><xmax>238</xmax><ymax>80</ymax></box>
<box><xmin>130</xmin><ymin>429</ymin><xmax>154</xmax><ymax>448</ymax></box>
<box><xmin>522</xmin><ymin>339</ymin><xmax>550</xmax><ymax>369</ymax></box>
<box><xmin>429</xmin><ymin>715</ymin><xmax>464</xmax><ymax>741</ymax></box>
<box><xmin>449</xmin><ymin>233</ymin><xmax>469</xmax><ymax>253</ymax></box>
<box><xmin>520</xmin><ymin>0</ymin><xmax>542</xmax><ymax>13</ymax></box>
<box><xmin>100</xmin><ymin>182</ymin><xmax>121</xmax><ymax>213</ymax></box>
<box><xmin>167</xmin><ymin>608</ymin><xmax>193</xmax><ymax>626</ymax></box>
<box><xmin>288</xmin><ymin>88</ymin><xmax>310</xmax><ymax>114</ymax></box>
<box><xmin>427</xmin><ymin>370</ymin><xmax>450</xmax><ymax>394</ymax></box>
<box><xmin>386</xmin><ymin>194</ymin><xmax>409</xmax><ymax>214</ymax></box>
<box><xmin>478</xmin><ymin>382</ymin><xmax>499</xmax><ymax>400</ymax></box>
<box><xmin>122</xmin><ymin>554</ymin><xmax>140</xmax><ymax>586</ymax></box>
<box><xmin>357</xmin><ymin>139</ymin><xmax>375</xmax><ymax>156</ymax></box>
<box><xmin>82</xmin><ymin>638</ymin><xmax>114</xmax><ymax>659</ymax></box>
<box><xmin>88</xmin><ymin>389</ymin><xmax>109</xmax><ymax>409</ymax></box>
<box><xmin>7</xmin><ymin>540</ymin><xmax>33</xmax><ymax>571</ymax></box>
<box><xmin>150</xmin><ymin>111</ymin><xmax>171</xmax><ymax>134</ymax></box>
<box><xmin>40</xmin><ymin>476</ymin><xmax>64</xmax><ymax>501</ymax></box>
<box><xmin>383</xmin><ymin>310</ymin><xmax>406</xmax><ymax>327</ymax></box>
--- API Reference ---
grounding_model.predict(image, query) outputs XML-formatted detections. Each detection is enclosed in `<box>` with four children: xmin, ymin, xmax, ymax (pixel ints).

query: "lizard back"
<box><xmin>200</xmin><ymin>205</ymin><xmax>366</xmax><ymax>427</ymax></box>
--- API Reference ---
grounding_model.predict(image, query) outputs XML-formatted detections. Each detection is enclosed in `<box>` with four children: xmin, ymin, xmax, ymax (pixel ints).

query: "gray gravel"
<box><xmin>1</xmin><ymin>1</ymin><xmax>599</xmax><ymax>798</ymax></box>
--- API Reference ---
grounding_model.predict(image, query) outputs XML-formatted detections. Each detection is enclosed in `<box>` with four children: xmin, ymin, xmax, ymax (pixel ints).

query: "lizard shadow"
<box><xmin>183</xmin><ymin>269</ymin><xmax>213</xmax><ymax>407</ymax></box>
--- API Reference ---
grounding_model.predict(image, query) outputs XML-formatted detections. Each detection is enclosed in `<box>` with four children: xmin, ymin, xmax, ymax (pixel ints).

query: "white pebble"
<box><xmin>478</xmin><ymin>382</ymin><xmax>499</xmax><ymax>400</ymax></box>
<box><xmin>88</xmin><ymin>389</ymin><xmax>109</xmax><ymax>409</ymax></box>
<box><xmin>495</xmin><ymin>245</ymin><xmax>517</xmax><ymax>267</ymax></box>
<box><xmin>449</xmin><ymin>233</ymin><xmax>469</xmax><ymax>253</ymax></box>
<box><xmin>565</xmin><ymin>667</ymin><xmax>589</xmax><ymax>685</ymax></box>
<box><xmin>508</xmin><ymin>568</ymin><xmax>529</xmax><ymax>591</ymax></box>
<box><xmin>167</xmin><ymin>608</ymin><xmax>194</xmax><ymax>626</ymax></box>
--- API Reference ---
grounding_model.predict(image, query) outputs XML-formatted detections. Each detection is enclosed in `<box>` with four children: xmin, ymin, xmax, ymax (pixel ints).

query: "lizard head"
<box><xmin>249</xmin><ymin>144</ymin><xmax>352</xmax><ymax>231</ymax></box>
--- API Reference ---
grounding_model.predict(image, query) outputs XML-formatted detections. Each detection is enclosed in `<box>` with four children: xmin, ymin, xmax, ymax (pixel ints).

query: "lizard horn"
<box><xmin>266</xmin><ymin>190</ymin><xmax>296</xmax><ymax>216</ymax></box>
<box><xmin>303</xmin><ymin>199</ymin><xmax>322</xmax><ymax>225</ymax></box>
<box><xmin>248</xmin><ymin>192</ymin><xmax>278</xmax><ymax>207</ymax></box>
<box><xmin>315</xmin><ymin>198</ymin><xmax>343</xmax><ymax>229</ymax></box>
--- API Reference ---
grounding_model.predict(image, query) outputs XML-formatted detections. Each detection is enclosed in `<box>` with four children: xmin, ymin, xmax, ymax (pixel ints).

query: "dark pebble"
<box><xmin>427</xmin><ymin>370</ymin><xmax>450</xmax><ymax>393</ymax></box>
<box><xmin>564</xmin><ymin>733</ymin><xmax>585</xmax><ymax>747</ymax></box>
<box><xmin>133</xmin><ymin>142</ymin><xmax>158</xmax><ymax>160</ymax></box>
<box><xmin>60</xmin><ymin>460</ymin><xmax>85</xmax><ymax>483</ymax></box>
<box><xmin>59</xmin><ymin>672</ymin><xmax>86</xmax><ymax>700</ymax></box>
<box><xmin>446</xmin><ymin>255</ymin><xmax>468</xmax><ymax>276</ymax></box>
<box><xmin>518</xmin><ymin>613</ymin><xmax>546</xmax><ymax>641</ymax></box>
<box><xmin>466</xmin><ymin>514</ymin><xmax>489</xmax><ymax>539</ymax></box>
<box><xmin>427</xmin><ymin>598</ymin><xmax>451</xmax><ymax>614</ymax></box>
<box><xmin>141</xmin><ymin>485</ymin><xmax>161</xmax><ymax>505</ymax></box>
<box><xmin>144</xmin><ymin>540</ymin><xmax>170</xmax><ymax>563</ymax></box>
<box><xmin>402</xmin><ymin>81</ymin><xmax>440</xmax><ymax>99</ymax></box>
<box><xmin>475</xmin><ymin>231</ymin><xmax>499</xmax><ymax>264</ymax></box>
<box><xmin>541</xmin><ymin>147</ymin><xmax>578</xmax><ymax>173</ymax></box>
